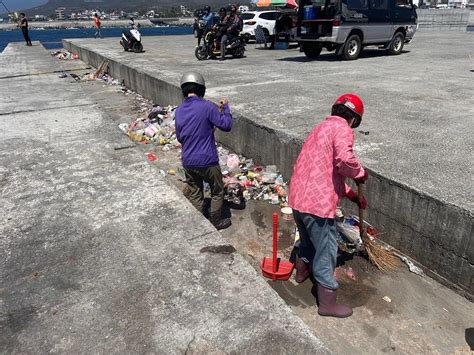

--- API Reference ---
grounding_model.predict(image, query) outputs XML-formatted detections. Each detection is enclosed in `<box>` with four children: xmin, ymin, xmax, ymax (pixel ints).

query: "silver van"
<box><xmin>296</xmin><ymin>0</ymin><xmax>418</xmax><ymax>60</ymax></box>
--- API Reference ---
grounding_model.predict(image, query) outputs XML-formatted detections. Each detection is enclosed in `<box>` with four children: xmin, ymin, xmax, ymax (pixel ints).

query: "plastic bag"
<box><xmin>226</xmin><ymin>154</ymin><xmax>240</xmax><ymax>172</ymax></box>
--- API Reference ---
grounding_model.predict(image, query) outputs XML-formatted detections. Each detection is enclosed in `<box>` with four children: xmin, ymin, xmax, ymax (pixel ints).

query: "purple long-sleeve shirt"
<box><xmin>175</xmin><ymin>96</ymin><xmax>232</xmax><ymax>168</ymax></box>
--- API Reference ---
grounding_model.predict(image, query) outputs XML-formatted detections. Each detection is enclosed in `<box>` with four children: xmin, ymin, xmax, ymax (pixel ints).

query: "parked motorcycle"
<box><xmin>195</xmin><ymin>28</ymin><xmax>245</xmax><ymax>60</ymax></box>
<box><xmin>120</xmin><ymin>24</ymin><xmax>143</xmax><ymax>53</ymax></box>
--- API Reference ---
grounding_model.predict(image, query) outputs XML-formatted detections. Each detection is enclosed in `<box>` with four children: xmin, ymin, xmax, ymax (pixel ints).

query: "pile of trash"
<box><xmin>335</xmin><ymin>213</ymin><xmax>365</xmax><ymax>253</ymax></box>
<box><xmin>81</xmin><ymin>60</ymin><xmax>120</xmax><ymax>85</ymax></box>
<box><xmin>51</xmin><ymin>49</ymin><xmax>78</xmax><ymax>60</ymax></box>
<box><xmin>113</xmin><ymin>87</ymin><xmax>289</xmax><ymax>206</ymax></box>
<box><xmin>334</xmin><ymin>212</ymin><xmax>424</xmax><ymax>276</ymax></box>
<box><xmin>82</xmin><ymin>72</ymin><xmax>121</xmax><ymax>86</ymax></box>
<box><xmin>118</xmin><ymin>105</ymin><xmax>180</xmax><ymax>151</ymax></box>
<box><xmin>218</xmin><ymin>147</ymin><xmax>289</xmax><ymax>206</ymax></box>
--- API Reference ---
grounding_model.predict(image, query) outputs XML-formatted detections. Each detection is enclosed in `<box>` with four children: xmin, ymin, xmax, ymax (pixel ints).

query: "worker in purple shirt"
<box><xmin>175</xmin><ymin>72</ymin><xmax>233</xmax><ymax>230</ymax></box>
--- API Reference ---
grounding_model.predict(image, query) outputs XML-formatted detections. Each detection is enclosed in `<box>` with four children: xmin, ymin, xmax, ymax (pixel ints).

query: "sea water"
<box><xmin>0</xmin><ymin>26</ymin><xmax>192</xmax><ymax>52</ymax></box>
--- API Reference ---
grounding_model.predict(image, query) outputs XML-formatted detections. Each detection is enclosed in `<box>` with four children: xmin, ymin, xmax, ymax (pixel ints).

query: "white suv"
<box><xmin>240</xmin><ymin>10</ymin><xmax>280</xmax><ymax>41</ymax></box>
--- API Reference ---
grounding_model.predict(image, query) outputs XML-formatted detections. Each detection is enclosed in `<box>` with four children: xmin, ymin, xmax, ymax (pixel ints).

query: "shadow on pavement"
<box><xmin>277</xmin><ymin>50</ymin><xmax>411</xmax><ymax>62</ymax></box>
<box><xmin>466</xmin><ymin>328</ymin><xmax>474</xmax><ymax>350</ymax></box>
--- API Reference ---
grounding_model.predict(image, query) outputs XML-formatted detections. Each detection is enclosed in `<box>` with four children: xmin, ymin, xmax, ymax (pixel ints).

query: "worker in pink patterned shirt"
<box><xmin>288</xmin><ymin>94</ymin><xmax>368</xmax><ymax>318</ymax></box>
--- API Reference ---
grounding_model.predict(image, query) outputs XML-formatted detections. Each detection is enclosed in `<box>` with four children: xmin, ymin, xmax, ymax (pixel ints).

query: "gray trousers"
<box><xmin>220</xmin><ymin>32</ymin><xmax>237</xmax><ymax>58</ymax></box>
<box><xmin>293</xmin><ymin>210</ymin><xmax>339</xmax><ymax>290</ymax></box>
<box><xmin>220</xmin><ymin>34</ymin><xmax>228</xmax><ymax>59</ymax></box>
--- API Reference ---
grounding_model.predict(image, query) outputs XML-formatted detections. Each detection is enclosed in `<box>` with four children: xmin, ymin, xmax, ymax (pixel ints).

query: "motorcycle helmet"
<box><xmin>180</xmin><ymin>71</ymin><xmax>206</xmax><ymax>88</ymax></box>
<box><xmin>332</xmin><ymin>94</ymin><xmax>364</xmax><ymax>128</ymax></box>
<box><xmin>180</xmin><ymin>72</ymin><xmax>206</xmax><ymax>98</ymax></box>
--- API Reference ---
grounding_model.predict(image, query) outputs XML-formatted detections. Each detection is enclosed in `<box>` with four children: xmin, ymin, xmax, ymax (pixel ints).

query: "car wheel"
<box><xmin>342</xmin><ymin>34</ymin><xmax>362</xmax><ymax>60</ymax></box>
<box><xmin>303</xmin><ymin>43</ymin><xmax>322</xmax><ymax>58</ymax></box>
<box><xmin>387</xmin><ymin>32</ymin><xmax>405</xmax><ymax>55</ymax></box>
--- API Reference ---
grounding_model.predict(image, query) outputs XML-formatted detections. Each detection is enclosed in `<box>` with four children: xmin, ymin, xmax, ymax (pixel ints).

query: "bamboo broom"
<box><xmin>357</xmin><ymin>183</ymin><xmax>399</xmax><ymax>272</ymax></box>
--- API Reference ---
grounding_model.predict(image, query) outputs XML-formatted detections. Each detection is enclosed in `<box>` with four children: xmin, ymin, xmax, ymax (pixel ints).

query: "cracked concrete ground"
<box><xmin>73</xmin><ymin>56</ymin><xmax>474</xmax><ymax>354</ymax></box>
<box><xmin>0</xmin><ymin>43</ymin><xmax>327</xmax><ymax>354</ymax></box>
<box><xmin>62</xmin><ymin>32</ymin><xmax>473</xmax><ymax>297</ymax></box>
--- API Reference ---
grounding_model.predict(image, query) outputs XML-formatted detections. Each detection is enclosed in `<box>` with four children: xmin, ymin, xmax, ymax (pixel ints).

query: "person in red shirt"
<box><xmin>288</xmin><ymin>94</ymin><xmax>368</xmax><ymax>318</ymax></box>
<box><xmin>93</xmin><ymin>13</ymin><xmax>102</xmax><ymax>39</ymax></box>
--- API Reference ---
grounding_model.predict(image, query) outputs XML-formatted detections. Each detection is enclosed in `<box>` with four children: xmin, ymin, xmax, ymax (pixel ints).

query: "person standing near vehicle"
<box><xmin>219</xmin><ymin>4</ymin><xmax>242</xmax><ymax>61</ymax></box>
<box><xmin>198</xmin><ymin>6</ymin><xmax>213</xmax><ymax>46</ymax></box>
<box><xmin>175</xmin><ymin>72</ymin><xmax>233</xmax><ymax>230</ymax></box>
<box><xmin>93</xmin><ymin>13</ymin><xmax>102</xmax><ymax>39</ymax></box>
<box><xmin>18</xmin><ymin>13</ymin><xmax>32</xmax><ymax>46</ymax></box>
<box><xmin>288</xmin><ymin>94</ymin><xmax>369</xmax><ymax>318</ymax></box>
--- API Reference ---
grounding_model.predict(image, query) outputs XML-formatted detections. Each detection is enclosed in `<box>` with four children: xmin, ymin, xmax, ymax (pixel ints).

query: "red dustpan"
<box><xmin>261</xmin><ymin>212</ymin><xmax>295</xmax><ymax>280</ymax></box>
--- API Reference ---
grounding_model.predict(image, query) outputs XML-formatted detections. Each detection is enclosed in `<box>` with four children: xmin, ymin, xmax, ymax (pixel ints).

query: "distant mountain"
<box><xmin>13</xmin><ymin>0</ymin><xmax>244</xmax><ymax>14</ymax></box>
<box><xmin>1</xmin><ymin>0</ymin><xmax>48</xmax><ymax>12</ymax></box>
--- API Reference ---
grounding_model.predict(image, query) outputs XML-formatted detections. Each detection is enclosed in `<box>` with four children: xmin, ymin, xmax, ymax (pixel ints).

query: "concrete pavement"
<box><xmin>0</xmin><ymin>43</ymin><xmax>328</xmax><ymax>353</ymax></box>
<box><xmin>63</xmin><ymin>32</ymin><xmax>474</xmax><ymax>298</ymax></box>
<box><xmin>80</xmin><ymin>73</ymin><xmax>474</xmax><ymax>354</ymax></box>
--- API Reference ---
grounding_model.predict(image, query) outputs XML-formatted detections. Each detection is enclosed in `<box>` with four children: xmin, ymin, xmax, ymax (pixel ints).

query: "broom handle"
<box><xmin>273</xmin><ymin>212</ymin><xmax>278</xmax><ymax>273</ymax></box>
<box><xmin>357</xmin><ymin>183</ymin><xmax>365</xmax><ymax>238</ymax></box>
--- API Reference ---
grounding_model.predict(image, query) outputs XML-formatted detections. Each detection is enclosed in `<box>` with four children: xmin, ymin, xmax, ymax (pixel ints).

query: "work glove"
<box><xmin>354</xmin><ymin>169</ymin><xmax>369</xmax><ymax>184</ymax></box>
<box><xmin>346</xmin><ymin>189</ymin><xmax>368</xmax><ymax>210</ymax></box>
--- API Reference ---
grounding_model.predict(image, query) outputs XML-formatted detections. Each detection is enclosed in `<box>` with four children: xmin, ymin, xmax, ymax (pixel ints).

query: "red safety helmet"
<box><xmin>332</xmin><ymin>93</ymin><xmax>364</xmax><ymax>128</ymax></box>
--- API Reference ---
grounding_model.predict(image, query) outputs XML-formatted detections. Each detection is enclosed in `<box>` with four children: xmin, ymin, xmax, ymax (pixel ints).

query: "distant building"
<box><xmin>34</xmin><ymin>15</ymin><xmax>47</xmax><ymax>21</ymax></box>
<box><xmin>179</xmin><ymin>5</ymin><xmax>192</xmax><ymax>16</ymax></box>
<box><xmin>147</xmin><ymin>10</ymin><xmax>159</xmax><ymax>18</ymax></box>
<box><xmin>56</xmin><ymin>7</ymin><xmax>66</xmax><ymax>20</ymax></box>
<box><xmin>447</xmin><ymin>0</ymin><xmax>468</xmax><ymax>6</ymax></box>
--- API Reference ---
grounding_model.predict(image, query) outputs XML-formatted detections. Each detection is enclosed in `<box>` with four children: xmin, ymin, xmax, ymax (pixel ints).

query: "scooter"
<box><xmin>195</xmin><ymin>27</ymin><xmax>245</xmax><ymax>60</ymax></box>
<box><xmin>120</xmin><ymin>24</ymin><xmax>143</xmax><ymax>53</ymax></box>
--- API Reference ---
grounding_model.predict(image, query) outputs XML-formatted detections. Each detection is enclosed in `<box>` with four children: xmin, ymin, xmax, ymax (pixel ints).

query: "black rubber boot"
<box><xmin>213</xmin><ymin>218</ymin><xmax>231</xmax><ymax>230</ymax></box>
<box><xmin>210</xmin><ymin>212</ymin><xmax>231</xmax><ymax>230</ymax></box>
<box><xmin>317</xmin><ymin>284</ymin><xmax>353</xmax><ymax>318</ymax></box>
<box><xmin>295</xmin><ymin>256</ymin><xmax>310</xmax><ymax>283</ymax></box>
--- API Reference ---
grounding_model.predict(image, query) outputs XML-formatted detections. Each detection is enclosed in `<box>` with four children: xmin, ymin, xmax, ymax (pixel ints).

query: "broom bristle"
<box><xmin>361</xmin><ymin>233</ymin><xmax>399</xmax><ymax>272</ymax></box>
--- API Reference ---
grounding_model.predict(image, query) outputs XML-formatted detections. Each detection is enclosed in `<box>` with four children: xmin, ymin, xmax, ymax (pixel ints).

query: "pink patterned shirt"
<box><xmin>288</xmin><ymin>116</ymin><xmax>365</xmax><ymax>218</ymax></box>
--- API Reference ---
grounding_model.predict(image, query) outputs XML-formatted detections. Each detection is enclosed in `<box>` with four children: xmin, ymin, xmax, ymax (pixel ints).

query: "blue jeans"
<box><xmin>293</xmin><ymin>210</ymin><xmax>339</xmax><ymax>290</ymax></box>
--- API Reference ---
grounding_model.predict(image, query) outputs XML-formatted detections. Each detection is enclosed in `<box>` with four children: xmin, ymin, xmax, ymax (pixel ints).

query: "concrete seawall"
<box><xmin>417</xmin><ymin>9</ymin><xmax>471</xmax><ymax>31</ymax></box>
<box><xmin>63</xmin><ymin>34</ymin><xmax>473</xmax><ymax>299</ymax></box>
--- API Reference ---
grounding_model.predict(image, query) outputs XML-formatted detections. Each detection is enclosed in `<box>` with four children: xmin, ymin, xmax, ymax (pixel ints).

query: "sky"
<box><xmin>0</xmin><ymin>0</ymin><xmax>48</xmax><ymax>12</ymax></box>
